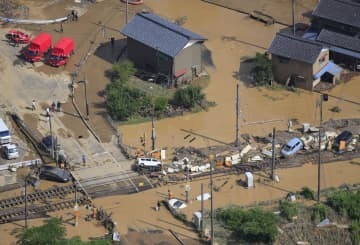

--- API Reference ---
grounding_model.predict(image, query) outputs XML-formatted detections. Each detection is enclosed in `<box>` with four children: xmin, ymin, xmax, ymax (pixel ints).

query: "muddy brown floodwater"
<box><xmin>120</xmin><ymin>0</ymin><xmax>360</xmax><ymax>153</ymax></box>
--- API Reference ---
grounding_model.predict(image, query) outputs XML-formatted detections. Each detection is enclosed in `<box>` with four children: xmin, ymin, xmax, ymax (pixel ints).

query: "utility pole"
<box><xmin>84</xmin><ymin>78</ymin><xmax>89</xmax><ymax>120</ymax></box>
<box><xmin>210</xmin><ymin>155</ymin><xmax>215</xmax><ymax>245</ymax></box>
<box><xmin>49</xmin><ymin>114</ymin><xmax>54</xmax><ymax>159</ymax></box>
<box><xmin>292</xmin><ymin>0</ymin><xmax>296</xmax><ymax>35</ymax></box>
<box><xmin>235</xmin><ymin>83</ymin><xmax>240</xmax><ymax>147</ymax></box>
<box><xmin>317</xmin><ymin>93</ymin><xmax>328</xmax><ymax>202</ymax></box>
<box><xmin>24</xmin><ymin>176</ymin><xmax>28</xmax><ymax>228</ymax></box>
<box><xmin>125</xmin><ymin>0</ymin><xmax>128</xmax><ymax>24</ymax></box>
<box><xmin>200</xmin><ymin>183</ymin><xmax>204</xmax><ymax>233</ymax></box>
<box><xmin>271</xmin><ymin>127</ymin><xmax>276</xmax><ymax>180</ymax></box>
<box><xmin>151</xmin><ymin>110</ymin><xmax>156</xmax><ymax>150</ymax></box>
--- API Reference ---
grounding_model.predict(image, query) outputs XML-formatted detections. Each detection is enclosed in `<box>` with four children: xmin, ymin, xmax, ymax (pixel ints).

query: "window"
<box><xmin>279</xmin><ymin>56</ymin><xmax>290</xmax><ymax>64</ymax></box>
<box><xmin>318</xmin><ymin>54</ymin><xmax>327</xmax><ymax>64</ymax></box>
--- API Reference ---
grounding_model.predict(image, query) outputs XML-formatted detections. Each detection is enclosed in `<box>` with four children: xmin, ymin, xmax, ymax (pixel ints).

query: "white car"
<box><xmin>136</xmin><ymin>158</ymin><xmax>162</xmax><ymax>168</ymax></box>
<box><xmin>168</xmin><ymin>199</ymin><xmax>187</xmax><ymax>209</ymax></box>
<box><xmin>2</xmin><ymin>144</ymin><xmax>19</xmax><ymax>160</ymax></box>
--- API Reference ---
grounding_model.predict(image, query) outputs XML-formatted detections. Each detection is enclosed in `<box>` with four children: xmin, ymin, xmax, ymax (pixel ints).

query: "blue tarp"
<box><xmin>313</xmin><ymin>61</ymin><xmax>342</xmax><ymax>80</ymax></box>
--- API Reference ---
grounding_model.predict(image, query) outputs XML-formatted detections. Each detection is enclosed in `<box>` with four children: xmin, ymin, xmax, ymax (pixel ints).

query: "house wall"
<box><xmin>127</xmin><ymin>38</ymin><xmax>173</xmax><ymax>75</ymax></box>
<box><xmin>174</xmin><ymin>42</ymin><xmax>203</xmax><ymax>84</ymax></box>
<box><xmin>312</xmin><ymin>49</ymin><xmax>329</xmax><ymax>74</ymax></box>
<box><xmin>271</xmin><ymin>55</ymin><xmax>313</xmax><ymax>90</ymax></box>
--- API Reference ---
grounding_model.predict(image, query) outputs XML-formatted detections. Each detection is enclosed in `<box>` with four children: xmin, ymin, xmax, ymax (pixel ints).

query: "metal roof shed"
<box><xmin>121</xmin><ymin>12</ymin><xmax>207</xmax><ymax>86</ymax></box>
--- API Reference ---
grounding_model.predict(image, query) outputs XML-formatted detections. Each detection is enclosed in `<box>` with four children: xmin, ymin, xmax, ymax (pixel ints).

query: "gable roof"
<box><xmin>312</xmin><ymin>0</ymin><xmax>360</xmax><ymax>29</ymax></box>
<box><xmin>316</xmin><ymin>29</ymin><xmax>360</xmax><ymax>53</ymax></box>
<box><xmin>121</xmin><ymin>12</ymin><xmax>206</xmax><ymax>58</ymax></box>
<box><xmin>268</xmin><ymin>33</ymin><xmax>324</xmax><ymax>64</ymax></box>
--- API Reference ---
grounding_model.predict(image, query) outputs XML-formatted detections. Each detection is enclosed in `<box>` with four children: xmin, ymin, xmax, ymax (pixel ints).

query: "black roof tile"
<box><xmin>268</xmin><ymin>33</ymin><xmax>324</xmax><ymax>64</ymax></box>
<box><xmin>312</xmin><ymin>0</ymin><xmax>360</xmax><ymax>29</ymax></box>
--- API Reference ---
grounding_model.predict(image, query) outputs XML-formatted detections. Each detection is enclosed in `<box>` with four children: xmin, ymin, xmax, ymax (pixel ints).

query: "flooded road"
<box><xmin>120</xmin><ymin>0</ymin><xmax>360</xmax><ymax>151</ymax></box>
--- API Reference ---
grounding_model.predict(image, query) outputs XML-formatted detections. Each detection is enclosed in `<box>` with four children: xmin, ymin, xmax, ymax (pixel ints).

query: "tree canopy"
<box><xmin>16</xmin><ymin>217</ymin><xmax>111</xmax><ymax>245</ymax></box>
<box><xmin>106</xmin><ymin>61</ymin><xmax>208</xmax><ymax>121</ymax></box>
<box><xmin>216</xmin><ymin>207</ymin><xmax>278</xmax><ymax>243</ymax></box>
<box><xmin>251</xmin><ymin>52</ymin><xmax>273</xmax><ymax>86</ymax></box>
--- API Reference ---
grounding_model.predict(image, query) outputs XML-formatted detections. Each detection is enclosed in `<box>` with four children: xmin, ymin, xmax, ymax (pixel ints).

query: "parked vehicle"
<box><xmin>333</xmin><ymin>130</ymin><xmax>353</xmax><ymax>152</ymax></box>
<box><xmin>0</xmin><ymin>119</ymin><xmax>11</xmax><ymax>145</ymax></box>
<box><xmin>6</xmin><ymin>29</ymin><xmax>31</xmax><ymax>44</ymax></box>
<box><xmin>48</xmin><ymin>37</ymin><xmax>74</xmax><ymax>67</ymax></box>
<box><xmin>136</xmin><ymin>157</ymin><xmax>162</xmax><ymax>171</ymax></box>
<box><xmin>2</xmin><ymin>144</ymin><xmax>19</xmax><ymax>159</ymax></box>
<box><xmin>281</xmin><ymin>138</ymin><xmax>303</xmax><ymax>157</ymax></box>
<box><xmin>39</xmin><ymin>165</ymin><xmax>71</xmax><ymax>183</ymax></box>
<box><xmin>168</xmin><ymin>199</ymin><xmax>187</xmax><ymax>209</ymax></box>
<box><xmin>23</xmin><ymin>33</ymin><xmax>52</xmax><ymax>62</ymax></box>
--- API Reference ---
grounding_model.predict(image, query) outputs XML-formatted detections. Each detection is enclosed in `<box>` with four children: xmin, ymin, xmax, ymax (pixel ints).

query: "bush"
<box><xmin>172</xmin><ymin>85</ymin><xmax>205</xmax><ymax>109</ymax></box>
<box><xmin>327</xmin><ymin>190</ymin><xmax>360</xmax><ymax>220</ymax></box>
<box><xmin>311</xmin><ymin>203</ymin><xmax>327</xmax><ymax>222</ymax></box>
<box><xmin>279</xmin><ymin>200</ymin><xmax>298</xmax><ymax>221</ymax></box>
<box><xmin>153</xmin><ymin>96</ymin><xmax>168</xmax><ymax>115</ymax></box>
<box><xmin>216</xmin><ymin>207</ymin><xmax>278</xmax><ymax>243</ymax></box>
<box><xmin>350</xmin><ymin>220</ymin><xmax>360</xmax><ymax>245</ymax></box>
<box><xmin>300</xmin><ymin>187</ymin><xmax>315</xmax><ymax>200</ymax></box>
<box><xmin>111</xmin><ymin>60</ymin><xmax>136</xmax><ymax>82</ymax></box>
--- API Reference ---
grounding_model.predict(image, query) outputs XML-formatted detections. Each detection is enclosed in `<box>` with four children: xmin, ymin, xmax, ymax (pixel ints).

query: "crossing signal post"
<box><xmin>140</xmin><ymin>133</ymin><xmax>146</xmax><ymax>153</ymax></box>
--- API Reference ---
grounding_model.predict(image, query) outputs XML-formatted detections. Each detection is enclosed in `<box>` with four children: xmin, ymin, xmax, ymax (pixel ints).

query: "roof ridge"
<box><xmin>138</xmin><ymin>12</ymin><xmax>193</xmax><ymax>40</ymax></box>
<box><xmin>277</xmin><ymin>32</ymin><xmax>322</xmax><ymax>47</ymax></box>
<box><xmin>333</xmin><ymin>0</ymin><xmax>360</xmax><ymax>7</ymax></box>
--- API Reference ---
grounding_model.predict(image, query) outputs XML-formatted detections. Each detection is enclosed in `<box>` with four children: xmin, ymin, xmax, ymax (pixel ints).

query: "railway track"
<box><xmin>0</xmin><ymin>185</ymin><xmax>77</xmax><ymax>209</ymax></box>
<box><xmin>0</xmin><ymin>184</ymin><xmax>90</xmax><ymax>224</ymax></box>
<box><xmin>0</xmin><ymin>196</ymin><xmax>89</xmax><ymax>224</ymax></box>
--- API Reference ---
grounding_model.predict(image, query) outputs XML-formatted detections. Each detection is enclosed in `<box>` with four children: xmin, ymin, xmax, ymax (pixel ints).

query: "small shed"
<box><xmin>121</xmin><ymin>12</ymin><xmax>207</xmax><ymax>87</ymax></box>
<box><xmin>245</xmin><ymin>172</ymin><xmax>254</xmax><ymax>188</ymax></box>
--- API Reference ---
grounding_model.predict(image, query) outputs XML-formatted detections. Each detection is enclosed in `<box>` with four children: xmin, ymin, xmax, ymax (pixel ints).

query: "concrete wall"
<box><xmin>272</xmin><ymin>55</ymin><xmax>313</xmax><ymax>90</ymax></box>
<box><xmin>174</xmin><ymin>42</ymin><xmax>203</xmax><ymax>84</ymax></box>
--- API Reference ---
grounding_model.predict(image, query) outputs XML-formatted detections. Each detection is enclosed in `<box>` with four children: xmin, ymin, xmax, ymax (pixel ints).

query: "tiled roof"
<box><xmin>121</xmin><ymin>12</ymin><xmax>206</xmax><ymax>58</ymax></box>
<box><xmin>268</xmin><ymin>33</ymin><xmax>323</xmax><ymax>64</ymax></box>
<box><xmin>312</xmin><ymin>0</ymin><xmax>360</xmax><ymax>29</ymax></box>
<box><xmin>316</xmin><ymin>29</ymin><xmax>360</xmax><ymax>53</ymax></box>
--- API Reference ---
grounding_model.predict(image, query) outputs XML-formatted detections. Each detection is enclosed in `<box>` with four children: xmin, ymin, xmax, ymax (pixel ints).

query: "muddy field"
<box><xmin>0</xmin><ymin>0</ymin><xmax>359</xmax><ymax>244</ymax></box>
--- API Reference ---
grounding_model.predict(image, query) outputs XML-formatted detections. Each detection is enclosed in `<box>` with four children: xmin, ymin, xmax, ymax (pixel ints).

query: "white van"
<box><xmin>0</xmin><ymin>119</ymin><xmax>11</xmax><ymax>144</ymax></box>
<box><xmin>136</xmin><ymin>158</ymin><xmax>162</xmax><ymax>171</ymax></box>
<box><xmin>2</xmin><ymin>144</ymin><xmax>19</xmax><ymax>160</ymax></box>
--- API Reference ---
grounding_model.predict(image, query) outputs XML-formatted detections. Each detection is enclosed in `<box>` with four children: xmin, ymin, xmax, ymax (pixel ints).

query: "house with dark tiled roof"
<box><xmin>121</xmin><ymin>12</ymin><xmax>207</xmax><ymax>86</ymax></box>
<box><xmin>316</xmin><ymin>29</ymin><xmax>360</xmax><ymax>70</ymax></box>
<box><xmin>305</xmin><ymin>0</ymin><xmax>360</xmax><ymax>69</ymax></box>
<box><xmin>312</xmin><ymin>0</ymin><xmax>360</xmax><ymax>35</ymax></box>
<box><xmin>268</xmin><ymin>33</ymin><xmax>341</xmax><ymax>90</ymax></box>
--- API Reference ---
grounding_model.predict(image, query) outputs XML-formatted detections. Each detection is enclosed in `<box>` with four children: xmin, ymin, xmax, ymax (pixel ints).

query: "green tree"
<box><xmin>16</xmin><ymin>218</ymin><xmax>111</xmax><ymax>245</ymax></box>
<box><xmin>106</xmin><ymin>81</ymin><xmax>150</xmax><ymax>120</ymax></box>
<box><xmin>172</xmin><ymin>85</ymin><xmax>205</xmax><ymax>109</ymax></box>
<box><xmin>279</xmin><ymin>200</ymin><xmax>298</xmax><ymax>221</ymax></box>
<box><xmin>251</xmin><ymin>52</ymin><xmax>273</xmax><ymax>86</ymax></box>
<box><xmin>216</xmin><ymin>207</ymin><xmax>278</xmax><ymax>243</ymax></box>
